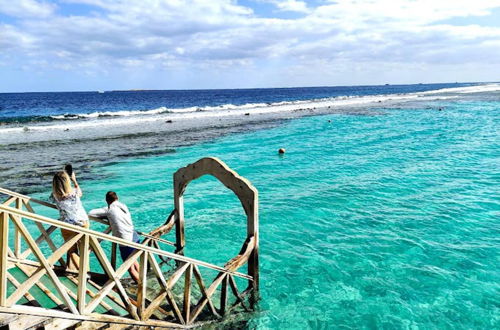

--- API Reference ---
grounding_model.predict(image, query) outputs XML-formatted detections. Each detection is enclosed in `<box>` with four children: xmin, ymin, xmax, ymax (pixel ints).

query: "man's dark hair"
<box><xmin>106</xmin><ymin>191</ymin><xmax>118</xmax><ymax>205</ymax></box>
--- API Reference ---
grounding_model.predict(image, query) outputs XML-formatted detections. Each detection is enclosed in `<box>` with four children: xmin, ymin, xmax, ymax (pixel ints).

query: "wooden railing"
<box><xmin>0</xmin><ymin>157</ymin><xmax>259</xmax><ymax>328</ymax></box>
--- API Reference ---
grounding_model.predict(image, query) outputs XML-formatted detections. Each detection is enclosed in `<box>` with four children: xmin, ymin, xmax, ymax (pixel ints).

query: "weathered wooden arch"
<box><xmin>173</xmin><ymin>157</ymin><xmax>259</xmax><ymax>294</ymax></box>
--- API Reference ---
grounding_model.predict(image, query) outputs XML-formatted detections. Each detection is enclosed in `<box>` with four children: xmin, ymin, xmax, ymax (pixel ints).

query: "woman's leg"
<box><xmin>61</xmin><ymin>228</ymin><xmax>80</xmax><ymax>270</ymax></box>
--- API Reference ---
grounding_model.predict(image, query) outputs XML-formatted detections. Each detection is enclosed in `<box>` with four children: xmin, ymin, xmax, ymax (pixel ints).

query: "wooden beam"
<box><xmin>137</xmin><ymin>251</ymin><xmax>148</xmax><ymax>319</ymax></box>
<box><xmin>192</xmin><ymin>265</ymin><xmax>219</xmax><ymax>318</ymax></box>
<box><xmin>0</xmin><ymin>305</ymin><xmax>185</xmax><ymax>329</ymax></box>
<box><xmin>13</xmin><ymin>199</ymin><xmax>22</xmax><ymax>259</ymax></box>
<box><xmin>111</xmin><ymin>242</ymin><xmax>117</xmax><ymax>270</ymax></box>
<box><xmin>77</xmin><ymin>234</ymin><xmax>89</xmax><ymax>314</ymax></box>
<box><xmin>190</xmin><ymin>271</ymin><xmax>227</xmax><ymax>322</ymax></box>
<box><xmin>22</xmin><ymin>200</ymin><xmax>67</xmax><ymax>268</ymax></box>
<box><xmin>1</xmin><ymin>196</ymin><xmax>16</xmax><ymax>206</ymax></box>
<box><xmin>0</xmin><ymin>212</ymin><xmax>9</xmax><ymax>306</ymax></box>
<box><xmin>66</xmin><ymin>276</ymin><xmax>116</xmax><ymax>315</ymax></box>
<box><xmin>10</xmin><ymin>216</ymin><xmax>79</xmax><ymax>314</ymax></box>
<box><xmin>88</xmin><ymin>236</ymin><xmax>139</xmax><ymax>320</ymax></box>
<box><xmin>220</xmin><ymin>274</ymin><xmax>229</xmax><ymax>315</ymax></box>
<box><xmin>228</xmin><ymin>275</ymin><xmax>249</xmax><ymax>311</ymax></box>
<box><xmin>14</xmin><ymin>263</ymin><xmax>67</xmax><ymax>310</ymax></box>
<box><xmin>183</xmin><ymin>264</ymin><xmax>192</xmax><ymax>324</ymax></box>
<box><xmin>19</xmin><ymin>225</ymin><xmax>57</xmax><ymax>260</ymax></box>
<box><xmin>147</xmin><ymin>253</ymin><xmax>186</xmax><ymax>324</ymax></box>
<box><xmin>6</xmin><ymin>233</ymin><xmax>82</xmax><ymax>307</ymax></box>
<box><xmin>6</xmin><ymin>273</ymin><xmax>40</xmax><ymax>307</ymax></box>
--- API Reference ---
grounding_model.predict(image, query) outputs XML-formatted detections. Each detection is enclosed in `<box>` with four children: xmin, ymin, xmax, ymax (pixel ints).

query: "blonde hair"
<box><xmin>52</xmin><ymin>171</ymin><xmax>72</xmax><ymax>201</ymax></box>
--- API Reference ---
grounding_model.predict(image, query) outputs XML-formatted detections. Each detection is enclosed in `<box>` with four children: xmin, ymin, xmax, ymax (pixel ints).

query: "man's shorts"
<box><xmin>119</xmin><ymin>231</ymin><xmax>141</xmax><ymax>261</ymax></box>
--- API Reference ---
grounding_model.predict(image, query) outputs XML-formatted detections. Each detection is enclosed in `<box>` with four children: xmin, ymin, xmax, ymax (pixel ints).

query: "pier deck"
<box><xmin>0</xmin><ymin>157</ymin><xmax>259</xmax><ymax>329</ymax></box>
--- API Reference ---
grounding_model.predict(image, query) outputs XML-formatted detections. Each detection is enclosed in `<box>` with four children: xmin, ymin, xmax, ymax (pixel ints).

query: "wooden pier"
<box><xmin>0</xmin><ymin>157</ymin><xmax>259</xmax><ymax>329</ymax></box>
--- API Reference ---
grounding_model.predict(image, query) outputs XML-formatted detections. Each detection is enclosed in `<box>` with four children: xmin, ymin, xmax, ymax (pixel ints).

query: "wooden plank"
<box><xmin>137</xmin><ymin>251</ymin><xmax>148</xmax><ymax>319</ymax></box>
<box><xmin>220</xmin><ymin>274</ymin><xmax>228</xmax><ymax>315</ymax></box>
<box><xmin>146</xmin><ymin>253</ymin><xmax>186</xmax><ymax>324</ymax></box>
<box><xmin>190</xmin><ymin>271</ymin><xmax>227</xmax><ymax>322</ymax></box>
<box><xmin>0</xmin><ymin>312</ymin><xmax>18</xmax><ymax>326</ymax></box>
<box><xmin>19</xmin><ymin>225</ymin><xmax>57</xmax><ymax>261</ymax></box>
<box><xmin>85</xmin><ymin>279</ymin><xmax>117</xmax><ymax>315</ymax></box>
<box><xmin>23</xmin><ymin>200</ymin><xmax>67</xmax><ymax>268</ymax></box>
<box><xmin>87</xmin><ymin>278</ymin><xmax>128</xmax><ymax>313</ymax></box>
<box><xmin>228</xmin><ymin>275</ymin><xmax>249</xmax><ymax>311</ymax></box>
<box><xmin>192</xmin><ymin>265</ymin><xmax>219</xmax><ymax>318</ymax></box>
<box><xmin>137</xmin><ymin>232</ymin><xmax>176</xmax><ymax>247</ymax></box>
<box><xmin>173</xmin><ymin>192</ymin><xmax>185</xmax><ymax>256</ymax></box>
<box><xmin>6</xmin><ymin>273</ymin><xmax>40</xmax><ymax>307</ymax></box>
<box><xmin>36</xmin><ymin>222</ymin><xmax>67</xmax><ymax>267</ymax></box>
<box><xmin>141</xmin><ymin>291</ymin><xmax>167</xmax><ymax>321</ymax></box>
<box><xmin>14</xmin><ymin>199</ymin><xmax>22</xmax><ymax>258</ymax></box>
<box><xmin>15</xmin><ymin>263</ymin><xmax>67</xmax><ymax>310</ymax></box>
<box><xmin>0</xmin><ymin>212</ymin><xmax>8</xmax><ymax>306</ymax></box>
<box><xmin>65</xmin><ymin>276</ymin><xmax>117</xmax><ymax>315</ymax></box>
<box><xmin>14</xmin><ymin>226</ymin><xmax>21</xmax><ymax>259</ymax></box>
<box><xmin>85</xmin><ymin>247</ymin><xmax>144</xmax><ymax>314</ymax></box>
<box><xmin>78</xmin><ymin>234</ymin><xmax>89</xmax><ymax>314</ymax></box>
<box><xmin>111</xmin><ymin>243</ymin><xmax>117</xmax><ymax>270</ymax></box>
<box><xmin>183</xmin><ymin>264</ymin><xmax>192</xmax><ymax>324</ymax></box>
<box><xmin>7</xmin><ymin>233</ymin><xmax>82</xmax><ymax>307</ymax></box>
<box><xmin>10</xmin><ymin>216</ymin><xmax>78</xmax><ymax>314</ymax></box>
<box><xmin>44</xmin><ymin>317</ymin><xmax>81</xmax><ymax>329</ymax></box>
<box><xmin>88</xmin><ymin>236</ymin><xmax>139</xmax><ymax>320</ymax></box>
<box><xmin>1</xmin><ymin>196</ymin><xmax>16</xmax><ymax>206</ymax></box>
<box><xmin>10</xmin><ymin>314</ymin><xmax>52</xmax><ymax>329</ymax></box>
<box><xmin>0</xmin><ymin>305</ymin><xmax>185</xmax><ymax>329</ymax></box>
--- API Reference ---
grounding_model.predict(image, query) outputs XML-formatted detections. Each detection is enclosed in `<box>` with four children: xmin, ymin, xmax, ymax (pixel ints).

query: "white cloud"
<box><xmin>267</xmin><ymin>0</ymin><xmax>310</xmax><ymax>13</ymax></box>
<box><xmin>0</xmin><ymin>0</ymin><xmax>56</xmax><ymax>18</ymax></box>
<box><xmin>1</xmin><ymin>0</ymin><xmax>500</xmax><ymax>88</ymax></box>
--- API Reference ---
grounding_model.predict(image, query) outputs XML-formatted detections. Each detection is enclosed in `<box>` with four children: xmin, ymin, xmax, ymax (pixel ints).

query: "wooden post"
<box><xmin>220</xmin><ymin>274</ymin><xmax>229</xmax><ymax>315</ymax></box>
<box><xmin>0</xmin><ymin>212</ymin><xmax>8</xmax><ymax>306</ymax></box>
<box><xmin>183</xmin><ymin>264</ymin><xmax>192</xmax><ymax>323</ymax></box>
<box><xmin>14</xmin><ymin>199</ymin><xmax>22</xmax><ymax>258</ymax></box>
<box><xmin>173</xmin><ymin>192</ymin><xmax>185</xmax><ymax>255</ymax></box>
<box><xmin>137</xmin><ymin>251</ymin><xmax>148</xmax><ymax>319</ymax></box>
<box><xmin>248</xmin><ymin>196</ymin><xmax>259</xmax><ymax>307</ymax></box>
<box><xmin>111</xmin><ymin>242</ymin><xmax>117</xmax><ymax>270</ymax></box>
<box><xmin>77</xmin><ymin>234</ymin><xmax>89</xmax><ymax>314</ymax></box>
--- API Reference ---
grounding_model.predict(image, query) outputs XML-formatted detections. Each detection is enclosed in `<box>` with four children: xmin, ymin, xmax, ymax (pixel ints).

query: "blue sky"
<box><xmin>1</xmin><ymin>0</ymin><xmax>500</xmax><ymax>92</ymax></box>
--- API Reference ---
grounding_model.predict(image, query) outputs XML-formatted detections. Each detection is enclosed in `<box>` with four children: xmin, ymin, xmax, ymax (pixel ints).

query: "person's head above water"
<box><xmin>106</xmin><ymin>191</ymin><xmax>118</xmax><ymax>206</ymax></box>
<box><xmin>52</xmin><ymin>171</ymin><xmax>72</xmax><ymax>200</ymax></box>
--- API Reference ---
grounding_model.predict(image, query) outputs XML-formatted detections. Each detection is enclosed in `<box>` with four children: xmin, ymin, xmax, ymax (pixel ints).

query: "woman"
<box><xmin>51</xmin><ymin>170</ymin><xmax>89</xmax><ymax>270</ymax></box>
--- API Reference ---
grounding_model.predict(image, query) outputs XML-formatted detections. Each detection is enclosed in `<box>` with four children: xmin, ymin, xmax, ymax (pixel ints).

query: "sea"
<box><xmin>1</xmin><ymin>83</ymin><xmax>499</xmax><ymax>328</ymax></box>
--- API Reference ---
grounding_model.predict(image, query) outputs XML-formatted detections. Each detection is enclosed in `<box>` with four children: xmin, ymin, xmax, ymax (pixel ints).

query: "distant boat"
<box><xmin>97</xmin><ymin>90</ymin><xmax>104</xmax><ymax>93</ymax></box>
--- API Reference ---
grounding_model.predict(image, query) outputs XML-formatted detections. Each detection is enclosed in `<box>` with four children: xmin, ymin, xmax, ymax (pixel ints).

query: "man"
<box><xmin>89</xmin><ymin>191</ymin><xmax>140</xmax><ymax>282</ymax></box>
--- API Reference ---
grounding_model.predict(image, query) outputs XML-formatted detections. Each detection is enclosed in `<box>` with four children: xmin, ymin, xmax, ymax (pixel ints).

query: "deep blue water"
<box><xmin>0</xmin><ymin>83</ymin><xmax>473</xmax><ymax>122</ymax></box>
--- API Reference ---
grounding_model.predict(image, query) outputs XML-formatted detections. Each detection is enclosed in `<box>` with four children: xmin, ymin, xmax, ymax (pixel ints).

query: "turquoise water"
<box><xmin>36</xmin><ymin>100</ymin><xmax>499</xmax><ymax>328</ymax></box>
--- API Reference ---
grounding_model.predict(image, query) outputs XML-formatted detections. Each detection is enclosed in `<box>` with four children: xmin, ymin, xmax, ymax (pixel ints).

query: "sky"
<box><xmin>1</xmin><ymin>0</ymin><xmax>500</xmax><ymax>92</ymax></box>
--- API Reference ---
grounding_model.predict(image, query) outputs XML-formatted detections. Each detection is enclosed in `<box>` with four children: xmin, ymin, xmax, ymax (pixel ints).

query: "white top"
<box><xmin>51</xmin><ymin>188</ymin><xmax>89</xmax><ymax>227</ymax></box>
<box><xmin>89</xmin><ymin>201</ymin><xmax>135</xmax><ymax>241</ymax></box>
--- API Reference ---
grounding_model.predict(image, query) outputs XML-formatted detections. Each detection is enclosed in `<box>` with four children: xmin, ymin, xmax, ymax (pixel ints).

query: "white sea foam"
<box><xmin>1</xmin><ymin>83</ymin><xmax>498</xmax><ymax>136</ymax></box>
<box><xmin>50</xmin><ymin>107</ymin><xmax>171</xmax><ymax>119</ymax></box>
<box><xmin>419</xmin><ymin>83</ymin><xmax>500</xmax><ymax>95</ymax></box>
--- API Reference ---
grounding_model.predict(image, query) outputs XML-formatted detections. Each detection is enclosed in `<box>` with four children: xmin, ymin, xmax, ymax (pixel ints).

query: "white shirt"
<box><xmin>89</xmin><ymin>201</ymin><xmax>134</xmax><ymax>241</ymax></box>
<box><xmin>51</xmin><ymin>188</ymin><xmax>89</xmax><ymax>227</ymax></box>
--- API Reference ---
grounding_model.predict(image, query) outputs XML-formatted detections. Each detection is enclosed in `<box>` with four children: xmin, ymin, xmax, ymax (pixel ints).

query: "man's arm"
<box><xmin>88</xmin><ymin>207</ymin><xmax>108</xmax><ymax>219</ymax></box>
